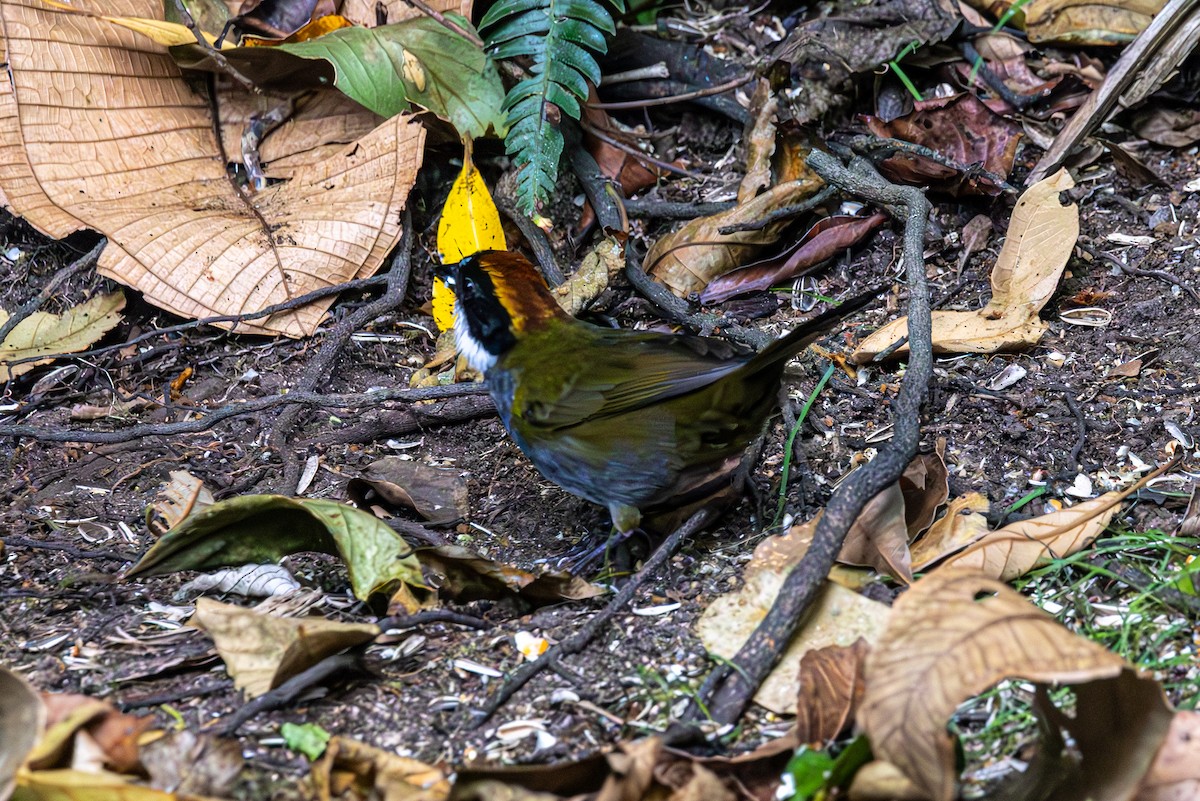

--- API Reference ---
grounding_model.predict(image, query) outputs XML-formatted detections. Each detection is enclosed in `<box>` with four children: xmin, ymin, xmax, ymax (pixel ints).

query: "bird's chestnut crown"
<box><xmin>436</xmin><ymin>251</ymin><xmax>568</xmax><ymax>372</ymax></box>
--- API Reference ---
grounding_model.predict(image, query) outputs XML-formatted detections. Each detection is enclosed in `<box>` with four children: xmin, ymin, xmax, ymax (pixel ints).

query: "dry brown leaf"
<box><xmin>697</xmin><ymin>519</ymin><xmax>890</xmax><ymax>713</ymax></box>
<box><xmin>1134</xmin><ymin>711</ymin><xmax>1200</xmax><ymax>801</ymax></box>
<box><xmin>644</xmin><ymin>178</ymin><xmax>822</xmax><ymax>298</ymax></box>
<box><xmin>0</xmin><ymin>0</ymin><xmax>425</xmax><ymax>337</ymax></box>
<box><xmin>188</xmin><ymin>598</ymin><xmax>378</xmax><ymax>697</ymax></box>
<box><xmin>852</xmin><ymin>169</ymin><xmax>1078</xmax><ymax>361</ymax></box>
<box><xmin>793</xmin><ymin>639</ymin><xmax>870</xmax><ymax>745</ymax></box>
<box><xmin>146</xmin><ymin>470</ymin><xmax>215</xmax><ymax>536</ymax></box>
<box><xmin>739</xmin><ymin>80</ymin><xmax>777</xmax><ymax>204</ymax></box>
<box><xmin>839</xmin><ymin>444</ymin><xmax>951</xmax><ymax>582</ymax></box>
<box><xmin>939</xmin><ymin>490</ymin><xmax>1123</xmax><ymax>580</ymax></box>
<box><xmin>1025</xmin><ymin>0</ymin><xmax>1162</xmax><ymax>44</ymax></box>
<box><xmin>312</xmin><ymin>737</ymin><xmax>450</xmax><ymax>801</ymax></box>
<box><xmin>549</xmin><ymin>236</ymin><xmax>623</xmax><ymax>316</ymax></box>
<box><xmin>0</xmin><ymin>292</ymin><xmax>125</xmax><ymax>380</ymax></box>
<box><xmin>860</xmin><ymin>568</ymin><xmax>1173</xmax><ymax>801</ymax></box>
<box><xmin>347</xmin><ymin>458</ymin><xmax>468</xmax><ymax>526</ymax></box>
<box><xmin>909</xmin><ymin>493</ymin><xmax>991</xmax><ymax>570</ymax></box>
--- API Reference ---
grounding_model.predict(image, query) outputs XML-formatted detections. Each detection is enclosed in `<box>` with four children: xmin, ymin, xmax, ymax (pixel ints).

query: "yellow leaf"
<box><xmin>0</xmin><ymin>293</ymin><xmax>126</xmax><ymax>381</ymax></box>
<box><xmin>34</xmin><ymin>0</ymin><xmax>229</xmax><ymax>48</ymax></box>
<box><xmin>433</xmin><ymin>143</ymin><xmax>506</xmax><ymax>331</ymax></box>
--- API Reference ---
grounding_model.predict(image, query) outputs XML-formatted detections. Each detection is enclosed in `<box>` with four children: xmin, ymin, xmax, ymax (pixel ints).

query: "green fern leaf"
<box><xmin>481</xmin><ymin>0</ymin><xmax>625</xmax><ymax>215</ymax></box>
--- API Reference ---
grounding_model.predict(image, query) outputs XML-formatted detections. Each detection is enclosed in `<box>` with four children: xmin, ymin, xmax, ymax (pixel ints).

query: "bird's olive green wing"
<box><xmin>508</xmin><ymin>328</ymin><xmax>752</xmax><ymax>431</ymax></box>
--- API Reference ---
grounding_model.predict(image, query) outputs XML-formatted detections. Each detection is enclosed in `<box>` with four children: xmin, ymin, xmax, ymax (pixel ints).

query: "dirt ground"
<box><xmin>2</xmin><ymin>124</ymin><xmax>1199</xmax><ymax>794</ymax></box>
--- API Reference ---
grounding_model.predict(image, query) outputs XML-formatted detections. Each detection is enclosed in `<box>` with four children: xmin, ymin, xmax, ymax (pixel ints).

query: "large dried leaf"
<box><xmin>793</xmin><ymin>639</ymin><xmax>870</xmax><ymax>745</ymax></box>
<box><xmin>853</xmin><ymin>169</ymin><xmax>1078</xmax><ymax>361</ymax></box>
<box><xmin>0</xmin><ymin>0</ymin><xmax>425</xmax><ymax>337</ymax></box>
<box><xmin>0</xmin><ymin>668</ymin><xmax>44</xmax><ymax>799</ymax></box>
<box><xmin>697</xmin><ymin>519</ymin><xmax>891</xmax><ymax>713</ymax></box>
<box><xmin>189</xmin><ymin>598</ymin><xmax>379</xmax><ymax>697</ymax></box>
<box><xmin>406</xmin><ymin>544</ymin><xmax>603</xmax><ymax>608</ymax></box>
<box><xmin>644</xmin><ymin>178</ymin><xmax>822</xmax><ymax>298</ymax></box>
<box><xmin>860</xmin><ymin>568</ymin><xmax>1174</xmax><ymax>801</ymax></box>
<box><xmin>0</xmin><ymin>292</ymin><xmax>124</xmax><ymax>380</ymax></box>
<box><xmin>312</xmin><ymin>737</ymin><xmax>450</xmax><ymax>801</ymax></box>
<box><xmin>347</xmin><ymin>457</ymin><xmax>468</xmax><ymax>526</ymax></box>
<box><xmin>939</xmin><ymin>491</ymin><xmax>1124</xmax><ymax>580</ymax></box>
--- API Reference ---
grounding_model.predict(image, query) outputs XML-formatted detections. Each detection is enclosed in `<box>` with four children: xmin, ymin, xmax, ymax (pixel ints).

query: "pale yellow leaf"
<box><xmin>0</xmin><ymin>293</ymin><xmax>125</xmax><ymax>380</ymax></box>
<box><xmin>188</xmin><ymin>598</ymin><xmax>378</xmax><ymax>697</ymax></box>
<box><xmin>909</xmin><ymin>493</ymin><xmax>991</xmax><ymax>570</ymax></box>
<box><xmin>853</xmin><ymin>169</ymin><xmax>1077</xmax><ymax>361</ymax></box>
<box><xmin>697</xmin><ymin>518</ymin><xmax>890</xmax><ymax>713</ymax></box>
<box><xmin>939</xmin><ymin>491</ymin><xmax>1123</xmax><ymax>581</ymax></box>
<box><xmin>33</xmin><ymin>0</ymin><xmax>228</xmax><ymax>47</ymax></box>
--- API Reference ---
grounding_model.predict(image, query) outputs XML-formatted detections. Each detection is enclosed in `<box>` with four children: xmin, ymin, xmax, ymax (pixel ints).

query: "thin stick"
<box><xmin>588</xmin><ymin>73</ymin><xmax>753</xmax><ymax>110</ymax></box>
<box><xmin>402</xmin><ymin>0</ymin><xmax>484</xmax><ymax>47</ymax></box>
<box><xmin>0</xmin><ymin>239</ymin><xmax>106</xmax><ymax>344</ymax></box>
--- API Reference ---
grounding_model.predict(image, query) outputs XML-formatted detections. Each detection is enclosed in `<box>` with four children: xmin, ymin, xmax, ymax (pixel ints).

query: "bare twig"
<box><xmin>0</xmin><ymin>384</ymin><xmax>487</xmax><ymax>444</ymax></box>
<box><xmin>472</xmin><ymin>508</ymin><xmax>713</xmax><ymax>726</ymax></box>
<box><xmin>588</xmin><ymin>73</ymin><xmax>753</xmax><ymax>110</ymax></box>
<box><xmin>267</xmin><ymin>214</ymin><xmax>416</xmax><ymax>493</ymax></box>
<box><xmin>401</xmin><ymin>0</ymin><xmax>484</xmax><ymax>47</ymax></box>
<box><xmin>171</xmin><ymin>0</ymin><xmax>260</xmax><ymax>94</ymax></box>
<box><xmin>717</xmin><ymin>186</ymin><xmax>839</xmax><ymax>235</ymax></box>
<box><xmin>701</xmin><ymin>152</ymin><xmax>933</xmax><ymax>725</ymax></box>
<box><xmin>622</xmin><ymin>198</ymin><xmax>735</xmax><ymax>219</ymax></box>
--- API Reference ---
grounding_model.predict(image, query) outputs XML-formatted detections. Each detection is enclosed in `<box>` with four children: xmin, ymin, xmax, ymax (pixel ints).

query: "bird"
<box><xmin>435</xmin><ymin>250</ymin><xmax>879</xmax><ymax>557</ymax></box>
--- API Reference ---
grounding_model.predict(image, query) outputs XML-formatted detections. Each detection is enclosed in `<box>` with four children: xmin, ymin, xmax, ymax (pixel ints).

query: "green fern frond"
<box><xmin>480</xmin><ymin>0</ymin><xmax>625</xmax><ymax>215</ymax></box>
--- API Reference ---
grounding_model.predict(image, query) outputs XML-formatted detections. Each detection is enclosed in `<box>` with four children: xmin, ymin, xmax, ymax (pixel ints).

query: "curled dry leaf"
<box><xmin>347</xmin><ymin>457</ymin><xmax>468</xmax><ymax>526</ymax></box>
<box><xmin>0</xmin><ymin>292</ymin><xmax>125</xmax><ymax>381</ymax></box>
<box><xmin>549</xmin><ymin>236</ymin><xmax>623</xmax><ymax>317</ymax></box>
<box><xmin>145</xmin><ymin>470</ymin><xmax>215</xmax><ymax>536</ymax></box>
<box><xmin>189</xmin><ymin>598</ymin><xmax>379</xmax><ymax>698</ymax></box>
<box><xmin>700</xmin><ymin>213</ymin><xmax>887</xmax><ymax>304</ymax></box>
<box><xmin>0</xmin><ymin>0</ymin><xmax>425</xmax><ymax>337</ymax></box>
<box><xmin>311</xmin><ymin>737</ymin><xmax>449</xmax><ymax>801</ymax></box>
<box><xmin>644</xmin><ymin>178</ymin><xmax>823</xmax><ymax>298</ymax></box>
<box><xmin>853</xmin><ymin>169</ymin><xmax>1078</xmax><ymax>361</ymax></box>
<box><xmin>838</xmin><ymin>442</ymin><xmax>950</xmax><ymax>583</ymax></box>
<box><xmin>860</xmin><ymin>568</ymin><xmax>1174</xmax><ymax>801</ymax></box>
<box><xmin>404</xmin><ymin>544</ymin><xmax>603</xmax><ymax>610</ymax></box>
<box><xmin>793</xmin><ymin>639</ymin><xmax>870</xmax><ymax>745</ymax></box>
<box><xmin>1024</xmin><ymin>0</ymin><xmax>1160</xmax><ymax>44</ymax></box>
<box><xmin>697</xmin><ymin>518</ymin><xmax>891</xmax><ymax>713</ymax></box>
<box><xmin>0</xmin><ymin>668</ymin><xmax>44</xmax><ymax>799</ymax></box>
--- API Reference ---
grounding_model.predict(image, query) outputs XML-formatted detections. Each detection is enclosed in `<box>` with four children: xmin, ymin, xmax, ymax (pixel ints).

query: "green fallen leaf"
<box><xmin>171</xmin><ymin>16</ymin><xmax>506</xmax><ymax>138</ymax></box>
<box><xmin>282</xmin><ymin>722</ymin><xmax>331</xmax><ymax>761</ymax></box>
<box><xmin>126</xmin><ymin>495</ymin><xmax>424</xmax><ymax>601</ymax></box>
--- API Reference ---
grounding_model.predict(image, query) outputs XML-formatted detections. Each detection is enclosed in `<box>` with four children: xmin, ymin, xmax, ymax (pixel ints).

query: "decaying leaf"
<box><xmin>1024</xmin><ymin>0</ymin><xmax>1162</xmax><ymax>44</ymax></box>
<box><xmin>1132</xmin><ymin>106</ymin><xmax>1200</xmax><ymax>147</ymax></box>
<box><xmin>405</xmin><ymin>544</ymin><xmax>603</xmax><ymax>609</ymax></box>
<box><xmin>189</xmin><ymin>598</ymin><xmax>378</xmax><ymax>697</ymax></box>
<box><xmin>1135</xmin><ymin>711</ymin><xmax>1200</xmax><ymax>800</ymax></box>
<box><xmin>863</xmin><ymin>93</ymin><xmax>1023</xmax><ymax>196</ymax></box>
<box><xmin>347</xmin><ymin>457</ymin><xmax>468</xmax><ymax>526</ymax></box>
<box><xmin>0</xmin><ymin>0</ymin><xmax>426</xmax><ymax>337</ymax></box>
<box><xmin>644</xmin><ymin>178</ymin><xmax>823</xmax><ymax>298</ymax></box>
<box><xmin>700</xmin><ymin>213</ymin><xmax>887</xmax><ymax>304</ymax></box>
<box><xmin>549</xmin><ymin>236</ymin><xmax>623</xmax><ymax>316</ymax></box>
<box><xmin>0</xmin><ymin>668</ymin><xmax>44</xmax><ymax>799</ymax></box>
<box><xmin>29</xmin><ymin>692</ymin><xmax>151</xmax><ymax>774</ymax></box>
<box><xmin>311</xmin><ymin>737</ymin><xmax>449</xmax><ymax>801</ymax></box>
<box><xmin>853</xmin><ymin>169</ymin><xmax>1078</xmax><ymax>361</ymax></box>
<box><xmin>0</xmin><ymin>292</ymin><xmax>125</xmax><ymax>381</ymax></box>
<box><xmin>127</xmin><ymin>495</ymin><xmax>426</xmax><ymax>602</ymax></box>
<box><xmin>793</xmin><ymin>639</ymin><xmax>870</xmax><ymax>745</ymax></box>
<box><xmin>860</xmin><ymin>568</ymin><xmax>1174</xmax><ymax>801</ymax></box>
<box><xmin>139</xmin><ymin>730</ymin><xmax>243</xmax><ymax>799</ymax></box>
<box><xmin>697</xmin><ymin>519</ymin><xmax>891</xmax><ymax>713</ymax></box>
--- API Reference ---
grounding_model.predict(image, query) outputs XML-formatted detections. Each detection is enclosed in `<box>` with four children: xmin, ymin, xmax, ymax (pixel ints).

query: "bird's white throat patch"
<box><xmin>453</xmin><ymin>303</ymin><xmax>498</xmax><ymax>373</ymax></box>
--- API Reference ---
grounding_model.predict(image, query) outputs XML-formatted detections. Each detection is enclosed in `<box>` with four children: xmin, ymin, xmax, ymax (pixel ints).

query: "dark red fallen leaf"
<box><xmin>700</xmin><ymin>212</ymin><xmax>887</xmax><ymax>304</ymax></box>
<box><xmin>862</xmin><ymin>93</ymin><xmax>1023</xmax><ymax>196</ymax></box>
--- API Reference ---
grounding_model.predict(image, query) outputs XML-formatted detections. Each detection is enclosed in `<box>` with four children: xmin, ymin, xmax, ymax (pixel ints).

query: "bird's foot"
<box><xmin>557</xmin><ymin>529</ymin><xmax>643</xmax><ymax>576</ymax></box>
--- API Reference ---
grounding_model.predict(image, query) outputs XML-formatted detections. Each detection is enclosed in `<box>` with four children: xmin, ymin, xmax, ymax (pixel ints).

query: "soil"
<box><xmin>2</xmin><ymin>116</ymin><xmax>1199</xmax><ymax>795</ymax></box>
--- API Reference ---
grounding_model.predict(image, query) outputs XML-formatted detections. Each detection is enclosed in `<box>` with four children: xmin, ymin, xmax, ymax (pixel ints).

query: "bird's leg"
<box><xmin>557</xmin><ymin>503</ymin><xmax>643</xmax><ymax>575</ymax></box>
